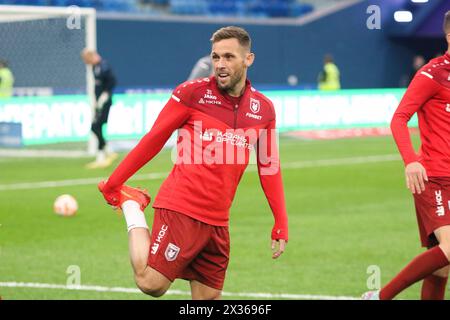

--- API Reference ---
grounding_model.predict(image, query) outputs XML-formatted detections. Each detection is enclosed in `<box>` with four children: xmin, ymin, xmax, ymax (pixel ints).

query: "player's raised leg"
<box><xmin>375</xmin><ymin>226</ymin><xmax>450</xmax><ymax>300</ymax></box>
<box><xmin>99</xmin><ymin>181</ymin><xmax>171</xmax><ymax>297</ymax></box>
<box><xmin>126</xmin><ymin>223</ymin><xmax>171</xmax><ymax>297</ymax></box>
<box><xmin>420</xmin><ymin>226</ymin><xmax>450</xmax><ymax>300</ymax></box>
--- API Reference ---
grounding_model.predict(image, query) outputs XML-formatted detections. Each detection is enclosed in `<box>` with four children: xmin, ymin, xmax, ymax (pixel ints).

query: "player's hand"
<box><xmin>405</xmin><ymin>162</ymin><xmax>428</xmax><ymax>194</ymax></box>
<box><xmin>98</xmin><ymin>180</ymin><xmax>120</xmax><ymax>208</ymax></box>
<box><xmin>271</xmin><ymin>239</ymin><xmax>287</xmax><ymax>259</ymax></box>
<box><xmin>96</xmin><ymin>92</ymin><xmax>110</xmax><ymax>110</ymax></box>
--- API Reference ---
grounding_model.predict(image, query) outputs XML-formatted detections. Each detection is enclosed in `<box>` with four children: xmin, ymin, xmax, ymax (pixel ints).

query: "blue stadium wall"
<box><xmin>97</xmin><ymin>0</ymin><xmax>447</xmax><ymax>90</ymax></box>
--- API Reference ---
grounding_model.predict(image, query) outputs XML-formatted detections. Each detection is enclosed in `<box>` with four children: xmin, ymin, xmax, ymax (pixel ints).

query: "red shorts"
<box><xmin>147</xmin><ymin>208</ymin><xmax>230</xmax><ymax>290</ymax></box>
<box><xmin>414</xmin><ymin>177</ymin><xmax>450</xmax><ymax>248</ymax></box>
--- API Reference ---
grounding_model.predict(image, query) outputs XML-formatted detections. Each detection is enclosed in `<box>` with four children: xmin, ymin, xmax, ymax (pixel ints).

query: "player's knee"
<box><xmin>438</xmin><ymin>243</ymin><xmax>450</xmax><ymax>261</ymax></box>
<box><xmin>205</xmin><ymin>291</ymin><xmax>221</xmax><ymax>300</ymax></box>
<box><xmin>192</xmin><ymin>288</ymin><xmax>222</xmax><ymax>300</ymax></box>
<box><xmin>135</xmin><ymin>274</ymin><xmax>168</xmax><ymax>298</ymax></box>
<box><xmin>433</xmin><ymin>265</ymin><xmax>450</xmax><ymax>278</ymax></box>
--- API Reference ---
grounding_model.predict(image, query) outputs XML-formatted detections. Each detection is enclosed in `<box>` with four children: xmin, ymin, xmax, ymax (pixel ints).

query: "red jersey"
<box><xmin>391</xmin><ymin>52</ymin><xmax>450</xmax><ymax>177</ymax></box>
<box><xmin>103</xmin><ymin>76</ymin><xmax>288</xmax><ymax>240</ymax></box>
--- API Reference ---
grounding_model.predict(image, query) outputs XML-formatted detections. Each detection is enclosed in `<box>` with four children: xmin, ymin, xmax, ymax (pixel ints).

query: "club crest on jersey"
<box><xmin>165</xmin><ymin>243</ymin><xmax>180</xmax><ymax>261</ymax></box>
<box><xmin>250</xmin><ymin>98</ymin><xmax>260</xmax><ymax>114</ymax></box>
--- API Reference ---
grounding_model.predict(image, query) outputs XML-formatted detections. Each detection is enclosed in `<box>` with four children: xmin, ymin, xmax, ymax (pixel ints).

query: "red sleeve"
<box><xmin>256</xmin><ymin>119</ymin><xmax>289</xmax><ymax>241</ymax></box>
<box><xmin>103</xmin><ymin>97</ymin><xmax>190</xmax><ymax>194</ymax></box>
<box><xmin>390</xmin><ymin>72</ymin><xmax>440</xmax><ymax>165</ymax></box>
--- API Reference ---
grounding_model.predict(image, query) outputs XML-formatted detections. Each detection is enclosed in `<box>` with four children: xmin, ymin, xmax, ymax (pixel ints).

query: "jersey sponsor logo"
<box><xmin>165</xmin><ymin>243</ymin><xmax>180</xmax><ymax>261</ymax></box>
<box><xmin>435</xmin><ymin>190</ymin><xmax>445</xmax><ymax>217</ymax></box>
<box><xmin>151</xmin><ymin>224</ymin><xmax>168</xmax><ymax>255</ymax></box>
<box><xmin>216</xmin><ymin>131</ymin><xmax>253</xmax><ymax>149</ymax></box>
<box><xmin>245</xmin><ymin>112</ymin><xmax>262</xmax><ymax>120</ymax></box>
<box><xmin>199</xmin><ymin>130</ymin><xmax>213</xmax><ymax>141</ymax></box>
<box><xmin>201</xmin><ymin>90</ymin><xmax>221</xmax><ymax>105</ymax></box>
<box><xmin>199</xmin><ymin>128</ymin><xmax>252</xmax><ymax>149</ymax></box>
<box><xmin>204</xmin><ymin>99</ymin><xmax>221</xmax><ymax>105</ymax></box>
<box><xmin>204</xmin><ymin>89</ymin><xmax>218</xmax><ymax>100</ymax></box>
<box><xmin>250</xmin><ymin>98</ymin><xmax>260</xmax><ymax>113</ymax></box>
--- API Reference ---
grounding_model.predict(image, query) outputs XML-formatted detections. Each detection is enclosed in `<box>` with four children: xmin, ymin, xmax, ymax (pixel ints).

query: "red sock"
<box><xmin>421</xmin><ymin>274</ymin><xmax>448</xmax><ymax>300</ymax></box>
<box><xmin>380</xmin><ymin>246</ymin><xmax>449</xmax><ymax>300</ymax></box>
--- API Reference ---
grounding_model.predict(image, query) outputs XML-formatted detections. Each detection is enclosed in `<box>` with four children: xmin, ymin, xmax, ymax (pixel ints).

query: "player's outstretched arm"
<box><xmin>100</xmin><ymin>98</ymin><xmax>190</xmax><ymax>206</ymax></box>
<box><xmin>256</xmin><ymin>119</ymin><xmax>288</xmax><ymax>259</ymax></box>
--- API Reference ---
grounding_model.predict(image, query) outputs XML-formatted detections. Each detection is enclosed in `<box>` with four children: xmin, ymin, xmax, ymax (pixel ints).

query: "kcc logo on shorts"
<box><xmin>165</xmin><ymin>243</ymin><xmax>180</xmax><ymax>261</ymax></box>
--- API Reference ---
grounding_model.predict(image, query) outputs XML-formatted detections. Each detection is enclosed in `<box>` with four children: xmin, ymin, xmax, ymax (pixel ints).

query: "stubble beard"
<box><xmin>216</xmin><ymin>67</ymin><xmax>245</xmax><ymax>95</ymax></box>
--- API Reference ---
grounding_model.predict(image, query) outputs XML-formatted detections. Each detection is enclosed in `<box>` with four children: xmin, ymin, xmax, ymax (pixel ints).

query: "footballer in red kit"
<box><xmin>98</xmin><ymin>26</ymin><xmax>288</xmax><ymax>299</ymax></box>
<box><xmin>363</xmin><ymin>12</ymin><xmax>450</xmax><ymax>300</ymax></box>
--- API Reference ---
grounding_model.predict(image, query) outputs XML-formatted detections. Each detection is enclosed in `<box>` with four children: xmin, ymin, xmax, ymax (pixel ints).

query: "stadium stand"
<box><xmin>0</xmin><ymin>0</ymin><xmax>315</xmax><ymax>17</ymax></box>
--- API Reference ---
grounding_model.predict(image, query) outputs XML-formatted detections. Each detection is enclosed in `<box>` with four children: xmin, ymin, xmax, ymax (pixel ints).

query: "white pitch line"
<box><xmin>0</xmin><ymin>149</ymin><xmax>92</xmax><ymax>158</ymax></box>
<box><xmin>0</xmin><ymin>282</ymin><xmax>358</xmax><ymax>300</ymax></box>
<box><xmin>0</xmin><ymin>154</ymin><xmax>400</xmax><ymax>191</ymax></box>
<box><xmin>0</xmin><ymin>172</ymin><xmax>169</xmax><ymax>191</ymax></box>
<box><xmin>281</xmin><ymin>154</ymin><xmax>400</xmax><ymax>170</ymax></box>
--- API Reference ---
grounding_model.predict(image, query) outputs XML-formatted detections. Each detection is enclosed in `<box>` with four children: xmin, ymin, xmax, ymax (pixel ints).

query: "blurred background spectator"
<box><xmin>318</xmin><ymin>54</ymin><xmax>340</xmax><ymax>91</ymax></box>
<box><xmin>0</xmin><ymin>59</ymin><xmax>14</xmax><ymax>98</ymax></box>
<box><xmin>188</xmin><ymin>55</ymin><xmax>213</xmax><ymax>80</ymax></box>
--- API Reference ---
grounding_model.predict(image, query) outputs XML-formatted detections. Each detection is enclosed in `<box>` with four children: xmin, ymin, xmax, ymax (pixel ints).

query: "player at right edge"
<box><xmin>363</xmin><ymin>11</ymin><xmax>450</xmax><ymax>300</ymax></box>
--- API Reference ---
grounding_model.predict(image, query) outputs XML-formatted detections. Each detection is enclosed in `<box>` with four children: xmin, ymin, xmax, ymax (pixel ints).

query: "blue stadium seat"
<box><xmin>49</xmin><ymin>0</ymin><xmax>69</xmax><ymax>7</ymax></box>
<box><xmin>170</xmin><ymin>0</ymin><xmax>208</xmax><ymax>15</ymax></box>
<box><xmin>151</xmin><ymin>0</ymin><xmax>169</xmax><ymax>5</ymax></box>
<box><xmin>208</xmin><ymin>0</ymin><xmax>237</xmax><ymax>17</ymax></box>
<box><xmin>266</xmin><ymin>1</ymin><xmax>290</xmax><ymax>17</ymax></box>
<box><xmin>290</xmin><ymin>3</ymin><xmax>314</xmax><ymax>17</ymax></box>
<box><xmin>5</xmin><ymin>0</ymin><xmax>314</xmax><ymax>16</ymax></box>
<box><xmin>11</xmin><ymin>0</ymin><xmax>48</xmax><ymax>4</ymax></box>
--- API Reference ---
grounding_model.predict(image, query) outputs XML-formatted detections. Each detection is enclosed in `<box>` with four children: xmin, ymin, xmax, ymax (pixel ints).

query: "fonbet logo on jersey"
<box><xmin>165</xmin><ymin>243</ymin><xmax>180</xmax><ymax>261</ymax></box>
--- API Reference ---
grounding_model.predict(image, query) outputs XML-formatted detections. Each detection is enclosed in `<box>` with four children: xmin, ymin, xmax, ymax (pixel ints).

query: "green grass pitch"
<box><xmin>0</xmin><ymin>135</ymin><xmax>429</xmax><ymax>299</ymax></box>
